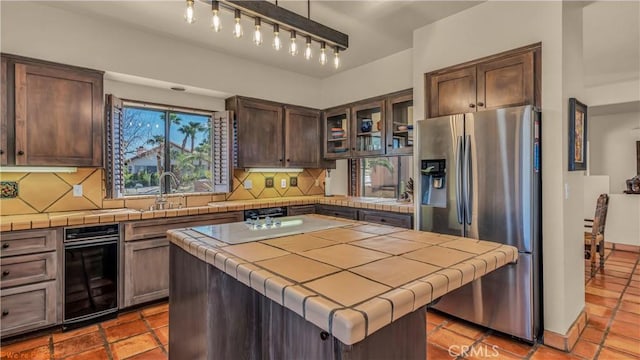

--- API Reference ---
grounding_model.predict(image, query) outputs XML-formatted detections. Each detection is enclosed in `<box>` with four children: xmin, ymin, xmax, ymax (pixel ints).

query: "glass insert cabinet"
<box><xmin>323</xmin><ymin>89</ymin><xmax>413</xmax><ymax>159</ymax></box>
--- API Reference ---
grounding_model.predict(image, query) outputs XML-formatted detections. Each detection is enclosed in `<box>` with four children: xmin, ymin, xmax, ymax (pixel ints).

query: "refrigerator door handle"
<box><xmin>456</xmin><ymin>135</ymin><xmax>463</xmax><ymax>224</ymax></box>
<box><xmin>464</xmin><ymin>135</ymin><xmax>472</xmax><ymax>225</ymax></box>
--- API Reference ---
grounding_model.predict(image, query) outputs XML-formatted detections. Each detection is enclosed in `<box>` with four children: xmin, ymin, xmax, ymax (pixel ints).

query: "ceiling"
<box><xmin>45</xmin><ymin>1</ymin><xmax>480</xmax><ymax>79</ymax></box>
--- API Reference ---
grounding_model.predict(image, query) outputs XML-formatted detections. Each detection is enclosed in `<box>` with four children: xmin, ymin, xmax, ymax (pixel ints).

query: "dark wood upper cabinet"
<box><xmin>284</xmin><ymin>106</ymin><xmax>321</xmax><ymax>168</ymax></box>
<box><xmin>2</xmin><ymin>54</ymin><xmax>104</xmax><ymax>167</ymax></box>
<box><xmin>426</xmin><ymin>44</ymin><xmax>540</xmax><ymax>118</ymax></box>
<box><xmin>230</xmin><ymin>97</ymin><xmax>283</xmax><ymax>168</ymax></box>
<box><xmin>427</xmin><ymin>66</ymin><xmax>477</xmax><ymax>117</ymax></box>
<box><xmin>477</xmin><ymin>51</ymin><xmax>534</xmax><ymax>111</ymax></box>
<box><xmin>351</xmin><ymin>99</ymin><xmax>386</xmax><ymax>157</ymax></box>
<box><xmin>227</xmin><ymin>96</ymin><xmax>333</xmax><ymax>169</ymax></box>
<box><xmin>386</xmin><ymin>89</ymin><xmax>414</xmax><ymax>156</ymax></box>
<box><xmin>323</xmin><ymin>106</ymin><xmax>351</xmax><ymax>159</ymax></box>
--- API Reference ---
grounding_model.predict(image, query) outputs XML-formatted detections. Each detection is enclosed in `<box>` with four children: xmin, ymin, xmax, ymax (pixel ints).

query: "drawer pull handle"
<box><xmin>2</xmin><ymin>243</ymin><xmax>8</xmax><ymax>249</ymax></box>
<box><xmin>2</xmin><ymin>271</ymin><xmax>9</xmax><ymax>277</ymax></box>
<box><xmin>380</xmin><ymin>218</ymin><xmax>386</xmax><ymax>222</ymax></box>
<box><xmin>2</xmin><ymin>310</ymin><xmax>8</xmax><ymax>317</ymax></box>
<box><xmin>17</xmin><ymin>150</ymin><xmax>24</xmax><ymax>156</ymax></box>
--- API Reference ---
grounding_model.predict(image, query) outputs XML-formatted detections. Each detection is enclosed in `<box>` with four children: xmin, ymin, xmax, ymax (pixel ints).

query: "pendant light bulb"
<box><xmin>253</xmin><ymin>18</ymin><xmax>263</xmax><ymax>45</ymax></box>
<box><xmin>210</xmin><ymin>1</ymin><xmax>221</xmax><ymax>32</ymax></box>
<box><xmin>272</xmin><ymin>24</ymin><xmax>282</xmax><ymax>50</ymax></box>
<box><xmin>319</xmin><ymin>42</ymin><xmax>327</xmax><ymax>65</ymax></box>
<box><xmin>289</xmin><ymin>30</ymin><xmax>298</xmax><ymax>56</ymax></box>
<box><xmin>304</xmin><ymin>36</ymin><xmax>312</xmax><ymax>60</ymax></box>
<box><xmin>232</xmin><ymin>9</ymin><xmax>243</xmax><ymax>38</ymax></box>
<box><xmin>184</xmin><ymin>0</ymin><xmax>195</xmax><ymax>24</ymax></box>
<box><xmin>333</xmin><ymin>47</ymin><xmax>340</xmax><ymax>69</ymax></box>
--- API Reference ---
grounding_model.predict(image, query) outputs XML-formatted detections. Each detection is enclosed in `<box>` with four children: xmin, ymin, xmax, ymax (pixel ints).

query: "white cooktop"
<box><xmin>191</xmin><ymin>215</ymin><xmax>349</xmax><ymax>244</ymax></box>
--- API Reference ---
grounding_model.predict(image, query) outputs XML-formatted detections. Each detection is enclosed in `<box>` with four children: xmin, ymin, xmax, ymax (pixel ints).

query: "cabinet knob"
<box><xmin>2</xmin><ymin>243</ymin><xmax>8</xmax><ymax>249</ymax></box>
<box><xmin>469</xmin><ymin>104</ymin><xmax>476</xmax><ymax>108</ymax></box>
<box><xmin>351</xmin><ymin>148</ymin><xmax>355</xmax><ymax>151</ymax></box>
<box><xmin>477</xmin><ymin>102</ymin><xmax>484</xmax><ymax>107</ymax></box>
<box><xmin>286</xmin><ymin>159</ymin><xmax>290</xmax><ymax>162</ymax></box>
<box><xmin>0</xmin><ymin>149</ymin><xmax>3</xmax><ymax>155</ymax></box>
<box><xmin>2</xmin><ymin>271</ymin><xmax>9</xmax><ymax>277</ymax></box>
<box><xmin>380</xmin><ymin>218</ymin><xmax>386</xmax><ymax>222</ymax></box>
<box><xmin>2</xmin><ymin>310</ymin><xmax>8</xmax><ymax>317</ymax></box>
<box><xmin>320</xmin><ymin>331</ymin><xmax>330</xmax><ymax>340</ymax></box>
<box><xmin>388</xmin><ymin>144</ymin><xmax>393</xmax><ymax>147</ymax></box>
<box><xmin>279</xmin><ymin>158</ymin><xmax>283</xmax><ymax>162</ymax></box>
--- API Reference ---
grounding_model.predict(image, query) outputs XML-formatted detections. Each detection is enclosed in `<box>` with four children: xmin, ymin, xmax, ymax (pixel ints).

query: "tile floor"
<box><xmin>1</xmin><ymin>250</ymin><xmax>638</xmax><ymax>360</ymax></box>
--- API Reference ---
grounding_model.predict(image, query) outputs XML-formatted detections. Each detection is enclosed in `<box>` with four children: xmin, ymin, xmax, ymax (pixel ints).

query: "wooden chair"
<box><xmin>584</xmin><ymin>194</ymin><xmax>609</xmax><ymax>276</ymax></box>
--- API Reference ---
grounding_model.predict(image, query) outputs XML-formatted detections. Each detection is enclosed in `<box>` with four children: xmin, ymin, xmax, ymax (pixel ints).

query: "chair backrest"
<box><xmin>592</xmin><ymin>194</ymin><xmax>609</xmax><ymax>237</ymax></box>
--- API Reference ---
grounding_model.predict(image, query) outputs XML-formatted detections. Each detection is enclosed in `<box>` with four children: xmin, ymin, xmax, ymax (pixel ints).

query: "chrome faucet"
<box><xmin>155</xmin><ymin>171</ymin><xmax>180</xmax><ymax>209</ymax></box>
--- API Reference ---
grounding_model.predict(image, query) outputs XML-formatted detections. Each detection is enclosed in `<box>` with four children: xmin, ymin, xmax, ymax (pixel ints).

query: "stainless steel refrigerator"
<box><xmin>416</xmin><ymin>105</ymin><xmax>542</xmax><ymax>343</ymax></box>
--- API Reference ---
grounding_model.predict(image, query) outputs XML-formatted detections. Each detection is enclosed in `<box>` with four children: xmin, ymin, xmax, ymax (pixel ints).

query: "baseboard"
<box><xmin>606</xmin><ymin>242</ymin><xmax>640</xmax><ymax>253</ymax></box>
<box><xmin>543</xmin><ymin>310</ymin><xmax>588</xmax><ymax>352</ymax></box>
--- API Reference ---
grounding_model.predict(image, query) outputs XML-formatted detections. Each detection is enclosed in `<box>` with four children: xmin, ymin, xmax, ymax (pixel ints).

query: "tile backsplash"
<box><xmin>0</xmin><ymin>168</ymin><xmax>326</xmax><ymax>216</ymax></box>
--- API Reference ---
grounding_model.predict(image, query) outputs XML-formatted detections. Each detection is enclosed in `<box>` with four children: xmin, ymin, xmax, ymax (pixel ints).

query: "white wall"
<box><xmin>0</xmin><ymin>1</ymin><xmax>322</xmax><ymax>108</ymax></box>
<box><xmin>589</xmin><ymin>110</ymin><xmax>640</xmax><ymax>193</ymax></box>
<box><xmin>104</xmin><ymin>79</ymin><xmax>226</xmax><ymax>112</ymax></box>
<box><xmin>412</xmin><ymin>1</ymin><xmax>581</xmax><ymax>335</ymax></box>
<box><xmin>320</xmin><ymin>49</ymin><xmax>413</xmax><ymax>108</ymax></box>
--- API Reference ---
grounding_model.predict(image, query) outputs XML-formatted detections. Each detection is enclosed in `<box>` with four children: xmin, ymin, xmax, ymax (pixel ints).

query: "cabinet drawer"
<box><xmin>315</xmin><ymin>205</ymin><xmax>358</xmax><ymax>220</ymax></box>
<box><xmin>359</xmin><ymin>210</ymin><xmax>413</xmax><ymax>229</ymax></box>
<box><xmin>0</xmin><ymin>229</ymin><xmax>57</xmax><ymax>257</ymax></box>
<box><xmin>287</xmin><ymin>205</ymin><xmax>316</xmax><ymax>216</ymax></box>
<box><xmin>1</xmin><ymin>252</ymin><xmax>56</xmax><ymax>289</ymax></box>
<box><xmin>124</xmin><ymin>212</ymin><xmax>243</xmax><ymax>241</ymax></box>
<box><xmin>1</xmin><ymin>281</ymin><xmax>57</xmax><ymax>337</ymax></box>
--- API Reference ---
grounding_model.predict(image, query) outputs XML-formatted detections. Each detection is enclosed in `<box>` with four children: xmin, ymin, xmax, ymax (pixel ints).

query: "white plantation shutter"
<box><xmin>105</xmin><ymin>94</ymin><xmax>124</xmax><ymax>198</ymax></box>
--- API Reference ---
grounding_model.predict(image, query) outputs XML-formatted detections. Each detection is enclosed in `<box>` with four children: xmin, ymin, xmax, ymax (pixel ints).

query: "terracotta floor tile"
<box><xmin>630</xmin><ymin>281</ymin><xmax>640</xmax><ymax>289</ymax></box>
<box><xmin>8</xmin><ymin>345</ymin><xmax>50</xmax><ymax>360</ymax></box>
<box><xmin>123</xmin><ymin>347</ymin><xmax>167</xmax><ymax>360</ymax></box>
<box><xmin>585</xmin><ymin>286</ymin><xmax>623</xmax><ymax>299</ymax></box>
<box><xmin>570</xmin><ymin>339</ymin><xmax>599</xmax><ymax>360</ymax></box>
<box><xmin>615</xmin><ymin>310</ymin><xmax>640</xmax><ymax>326</ymax></box>
<box><xmin>110</xmin><ymin>333</ymin><xmax>159</xmax><ymax>360</ymax></box>
<box><xmin>140</xmin><ymin>303</ymin><xmax>168</xmax><ymax>317</ymax></box>
<box><xmin>426</xmin><ymin>343</ymin><xmax>456</xmax><ymax>360</ymax></box>
<box><xmin>482</xmin><ymin>334</ymin><xmax>533</xmax><ymax>357</ymax></box>
<box><xmin>619</xmin><ymin>301</ymin><xmax>640</xmax><ymax>315</ymax></box>
<box><xmin>0</xmin><ymin>334</ymin><xmax>50</xmax><ymax>356</ymax></box>
<box><xmin>589</xmin><ymin>281</ymin><xmax>627</xmax><ymax>293</ymax></box>
<box><xmin>587</xmin><ymin>314</ymin><xmax>612</xmax><ymax>331</ymax></box>
<box><xmin>52</xmin><ymin>325</ymin><xmax>99</xmax><ymax>343</ymax></box>
<box><xmin>581</xmin><ymin>327</ymin><xmax>605</xmax><ymax>344</ymax></box>
<box><xmin>591</xmin><ymin>276</ymin><xmax>629</xmax><ymax>287</ymax></box>
<box><xmin>609</xmin><ymin>319</ymin><xmax>640</xmax><ymax>340</ymax></box>
<box><xmin>101</xmin><ymin>311</ymin><xmax>142</xmax><ymax>329</ymax></box>
<box><xmin>626</xmin><ymin>286</ymin><xmax>640</xmax><ymax>296</ymax></box>
<box><xmin>154</xmin><ymin>326</ymin><xmax>168</xmax><ymax>346</ymax></box>
<box><xmin>598</xmin><ymin>347</ymin><xmax>640</xmax><ymax>360</ymax></box>
<box><xmin>427</xmin><ymin>322</ymin><xmax>440</xmax><ymax>334</ymax></box>
<box><xmin>53</xmin><ymin>332</ymin><xmax>104</xmax><ymax>358</ymax></box>
<box><xmin>585</xmin><ymin>293</ymin><xmax>619</xmax><ymax>308</ymax></box>
<box><xmin>444</xmin><ymin>321</ymin><xmax>485</xmax><ymax>340</ymax></box>
<box><xmin>428</xmin><ymin>328</ymin><xmax>475</xmax><ymax>350</ymax></box>
<box><xmin>63</xmin><ymin>346</ymin><xmax>110</xmax><ymax>360</ymax></box>
<box><xmin>104</xmin><ymin>320</ymin><xmax>149</xmax><ymax>343</ymax></box>
<box><xmin>466</xmin><ymin>345</ymin><xmax>525</xmax><ymax>360</ymax></box>
<box><xmin>144</xmin><ymin>311</ymin><xmax>168</xmax><ymax>329</ymax></box>
<box><xmin>426</xmin><ymin>310</ymin><xmax>451</xmax><ymax>325</ymax></box>
<box><xmin>530</xmin><ymin>345</ymin><xmax>581</xmax><ymax>359</ymax></box>
<box><xmin>603</xmin><ymin>333</ymin><xmax>640</xmax><ymax>357</ymax></box>
<box><xmin>585</xmin><ymin>303</ymin><xmax>614</xmax><ymax>318</ymax></box>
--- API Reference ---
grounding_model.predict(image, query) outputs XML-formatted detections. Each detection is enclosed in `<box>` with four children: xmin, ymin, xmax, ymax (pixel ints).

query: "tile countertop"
<box><xmin>0</xmin><ymin>196</ymin><xmax>414</xmax><ymax>232</ymax></box>
<box><xmin>168</xmin><ymin>214</ymin><xmax>518</xmax><ymax>346</ymax></box>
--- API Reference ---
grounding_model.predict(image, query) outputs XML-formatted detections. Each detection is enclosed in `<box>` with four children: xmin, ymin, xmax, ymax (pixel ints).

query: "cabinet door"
<box><xmin>358</xmin><ymin>210</ymin><xmax>413</xmax><ymax>229</ymax></box>
<box><xmin>477</xmin><ymin>51</ymin><xmax>534</xmax><ymax>110</ymax></box>
<box><xmin>284</xmin><ymin>106</ymin><xmax>321</xmax><ymax>168</ymax></box>
<box><xmin>427</xmin><ymin>66</ymin><xmax>476</xmax><ymax>118</ymax></box>
<box><xmin>0</xmin><ymin>280</ymin><xmax>57</xmax><ymax>337</ymax></box>
<box><xmin>14</xmin><ymin>62</ymin><xmax>103</xmax><ymax>166</ymax></box>
<box><xmin>236</xmin><ymin>98</ymin><xmax>283</xmax><ymax>168</ymax></box>
<box><xmin>351</xmin><ymin>100</ymin><xmax>386</xmax><ymax>157</ymax></box>
<box><xmin>386</xmin><ymin>90</ymin><xmax>414</xmax><ymax>156</ymax></box>
<box><xmin>1</xmin><ymin>57</ymin><xmax>7</xmax><ymax>166</ymax></box>
<box><xmin>123</xmin><ymin>237</ymin><xmax>169</xmax><ymax>307</ymax></box>
<box><xmin>324</xmin><ymin>106</ymin><xmax>351</xmax><ymax>159</ymax></box>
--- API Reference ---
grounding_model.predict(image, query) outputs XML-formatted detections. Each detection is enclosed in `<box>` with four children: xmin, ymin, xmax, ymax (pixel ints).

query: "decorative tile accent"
<box><xmin>0</xmin><ymin>181</ymin><xmax>19</xmax><ymax>198</ymax></box>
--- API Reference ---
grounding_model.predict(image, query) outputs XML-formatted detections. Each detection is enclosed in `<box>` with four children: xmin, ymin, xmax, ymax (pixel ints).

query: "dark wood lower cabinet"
<box><xmin>123</xmin><ymin>238</ymin><xmax>169</xmax><ymax>308</ymax></box>
<box><xmin>287</xmin><ymin>205</ymin><xmax>316</xmax><ymax>216</ymax></box>
<box><xmin>314</xmin><ymin>204</ymin><xmax>359</xmax><ymax>220</ymax></box>
<box><xmin>358</xmin><ymin>210</ymin><xmax>413</xmax><ymax>229</ymax></box>
<box><xmin>0</xmin><ymin>281</ymin><xmax>57</xmax><ymax>337</ymax></box>
<box><xmin>169</xmin><ymin>245</ymin><xmax>426</xmax><ymax>360</ymax></box>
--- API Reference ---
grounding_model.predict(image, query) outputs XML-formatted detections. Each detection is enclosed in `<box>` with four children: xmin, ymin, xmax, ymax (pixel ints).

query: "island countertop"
<box><xmin>167</xmin><ymin>214</ymin><xmax>518</xmax><ymax>346</ymax></box>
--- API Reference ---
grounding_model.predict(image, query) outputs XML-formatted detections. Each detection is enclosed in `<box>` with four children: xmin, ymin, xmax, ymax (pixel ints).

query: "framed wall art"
<box><xmin>569</xmin><ymin>98</ymin><xmax>588</xmax><ymax>171</ymax></box>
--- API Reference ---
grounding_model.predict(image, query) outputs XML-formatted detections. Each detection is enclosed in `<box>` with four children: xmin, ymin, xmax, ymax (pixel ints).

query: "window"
<box><xmin>350</xmin><ymin>156</ymin><xmax>413</xmax><ymax>199</ymax></box>
<box><xmin>107</xmin><ymin>95</ymin><xmax>229</xmax><ymax>197</ymax></box>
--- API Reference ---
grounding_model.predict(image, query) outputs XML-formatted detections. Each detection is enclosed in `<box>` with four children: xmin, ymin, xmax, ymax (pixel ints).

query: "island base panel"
<box><xmin>169</xmin><ymin>245</ymin><xmax>426</xmax><ymax>360</ymax></box>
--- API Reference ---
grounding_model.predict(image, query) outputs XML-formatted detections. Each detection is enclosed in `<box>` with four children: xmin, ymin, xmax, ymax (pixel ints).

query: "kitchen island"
<box><xmin>167</xmin><ymin>215</ymin><xmax>518</xmax><ymax>359</ymax></box>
